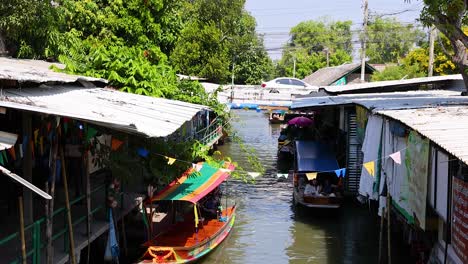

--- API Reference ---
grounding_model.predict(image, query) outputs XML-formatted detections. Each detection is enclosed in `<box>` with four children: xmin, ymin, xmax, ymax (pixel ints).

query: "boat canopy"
<box><xmin>151</xmin><ymin>162</ymin><xmax>235</xmax><ymax>204</ymax></box>
<box><xmin>295</xmin><ymin>140</ymin><xmax>339</xmax><ymax>172</ymax></box>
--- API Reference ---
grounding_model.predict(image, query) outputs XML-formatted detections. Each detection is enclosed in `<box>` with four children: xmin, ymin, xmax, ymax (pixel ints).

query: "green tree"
<box><xmin>366</xmin><ymin>17</ymin><xmax>425</xmax><ymax>63</ymax></box>
<box><xmin>371</xmin><ymin>64</ymin><xmax>425</xmax><ymax>81</ymax></box>
<box><xmin>0</xmin><ymin>0</ymin><xmax>59</xmax><ymax>58</ymax></box>
<box><xmin>171</xmin><ymin>0</ymin><xmax>273</xmax><ymax>84</ymax></box>
<box><xmin>417</xmin><ymin>0</ymin><xmax>468</xmax><ymax>90</ymax></box>
<box><xmin>276</xmin><ymin>19</ymin><xmax>353</xmax><ymax>79</ymax></box>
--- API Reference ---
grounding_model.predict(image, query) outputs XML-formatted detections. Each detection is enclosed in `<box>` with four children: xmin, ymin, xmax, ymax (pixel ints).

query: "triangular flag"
<box><xmin>2</xmin><ymin>150</ymin><xmax>8</xmax><ymax>163</ymax></box>
<box><xmin>0</xmin><ymin>151</ymin><xmax>3</xmax><ymax>165</ymax></box>
<box><xmin>195</xmin><ymin>164</ymin><xmax>203</xmax><ymax>171</ymax></box>
<box><xmin>389</xmin><ymin>151</ymin><xmax>401</xmax><ymax>164</ymax></box>
<box><xmin>335</xmin><ymin>168</ymin><xmax>346</xmax><ymax>177</ymax></box>
<box><xmin>47</xmin><ymin>122</ymin><xmax>51</xmax><ymax>132</ymax></box>
<box><xmin>137</xmin><ymin>148</ymin><xmax>149</xmax><ymax>158</ymax></box>
<box><xmin>363</xmin><ymin>161</ymin><xmax>375</xmax><ymax>177</ymax></box>
<box><xmin>111</xmin><ymin>138</ymin><xmax>124</xmax><ymax>151</ymax></box>
<box><xmin>86</xmin><ymin>126</ymin><xmax>98</xmax><ymax>142</ymax></box>
<box><xmin>8</xmin><ymin>147</ymin><xmax>16</xmax><ymax>161</ymax></box>
<box><xmin>306</xmin><ymin>172</ymin><xmax>317</xmax><ymax>180</ymax></box>
<box><xmin>247</xmin><ymin>172</ymin><xmax>260</xmax><ymax>178</ymax></box>
<box><xmin>33</xmin><ymin>129</ymin><xmax>39</xmax><ymax>145</ymax></box>
<box><xmin>166</xmin><ymin>157</ymin><xmax>176</xmax><ymax>165</ymax></box>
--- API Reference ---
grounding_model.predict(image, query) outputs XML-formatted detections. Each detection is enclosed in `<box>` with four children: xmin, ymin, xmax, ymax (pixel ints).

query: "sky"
<box><xmin>245</xmin><ymin>0</ymin><xmax>425</xmax><ymax>60</ymax></box>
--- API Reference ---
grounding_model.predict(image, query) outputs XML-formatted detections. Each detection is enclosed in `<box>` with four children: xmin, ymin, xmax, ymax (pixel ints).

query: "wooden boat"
<box><xmin>292</xmin><ymin>141</ymin><xmax>343</xmax><ymax>209</ymax></box>
<box><xmin>139</xmin><ymin>162</ymin><xmax>236</xmax><ymax>263</ymax></box>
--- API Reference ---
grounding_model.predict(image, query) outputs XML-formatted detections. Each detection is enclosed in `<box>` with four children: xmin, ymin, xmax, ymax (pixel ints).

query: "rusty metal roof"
<box><xmin>0</xmin><ymin>86</ymin><xmax>208</xmax><ymax>137</ymax></box>
<box><xmin>377</xmin><ymin>106</ymin><xmax>468</xmax><ymax>165</ymax></box>
<box><xmin>0</xmin><ymin>57</ymin><xmax>107</xmax><ymax>84</ymax></box>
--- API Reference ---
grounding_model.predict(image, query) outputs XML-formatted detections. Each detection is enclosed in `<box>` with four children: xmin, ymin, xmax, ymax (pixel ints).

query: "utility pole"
<box><xmin>293</xmin><ymin>56</ymin><xmax>296</xmax><ymax>78</ymax></box>
<box><xmin>428</xmin><ymin>26</ymin><xmax>436</xmax><ymax>77</ymax></box>
<box><xmin>324</xmin><ymin>48</ymin><xmax>330</xmax><ymax>67</ymax></box>
<box><xmin>360</xmin><ymin>0</ymin><xmax>369</xmax><ymax>81</ymax></box>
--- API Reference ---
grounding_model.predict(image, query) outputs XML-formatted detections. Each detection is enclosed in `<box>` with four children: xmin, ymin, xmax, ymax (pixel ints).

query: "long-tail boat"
<box><xmin>139</xmin><ymin>162</ymin><xmax>236</xmax><ymax>263</ymax></box>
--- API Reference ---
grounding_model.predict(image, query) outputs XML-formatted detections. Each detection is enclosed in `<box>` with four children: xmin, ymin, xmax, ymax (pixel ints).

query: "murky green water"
<box><xmin>202</xmin><ymin>110</ymin><xmax>381</xmax><ymax>264</ymax></box>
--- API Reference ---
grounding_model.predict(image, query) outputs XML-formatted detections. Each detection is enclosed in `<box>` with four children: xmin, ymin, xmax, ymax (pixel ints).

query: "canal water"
<box><xmin>203</xmin><ymin>110</ymin><xmax>381</xmax><ymax>264</ymax></box>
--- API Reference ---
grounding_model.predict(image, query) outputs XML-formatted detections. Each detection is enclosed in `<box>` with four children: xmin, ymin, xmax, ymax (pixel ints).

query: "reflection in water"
<box><xmin>202</xmin><ymin>110</ymin><xmax>379</xmax><ymax>264</ymax></box>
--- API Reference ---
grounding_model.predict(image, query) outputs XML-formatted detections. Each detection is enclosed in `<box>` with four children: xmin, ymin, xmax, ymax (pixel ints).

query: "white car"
<box><xmin>261</xmin><ymin>77</ymin><xmax>318</xmax><ymax>93</ymax></box>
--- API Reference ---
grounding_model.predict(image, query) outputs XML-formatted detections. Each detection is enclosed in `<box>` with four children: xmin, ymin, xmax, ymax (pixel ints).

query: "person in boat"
<box><xmin>201</xmin><ymin>189</ymin><xmax>221</xmax><ymax>219</ymax></box>
<box><xmin>304</xmin><ymin>179</ymin><xmax>322</xmax><ymax>197</ymax></box>
<box><xmin>321</xmin><ymin>179</ymin><xmax>336</xmax><ymax>197</ymax></box>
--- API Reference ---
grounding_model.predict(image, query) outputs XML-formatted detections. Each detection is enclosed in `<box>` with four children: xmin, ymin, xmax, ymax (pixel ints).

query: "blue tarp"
<box><xmin>295</xmin><ymin>140</ymin><xmax>339</xmax><ymax>172</ymax></box>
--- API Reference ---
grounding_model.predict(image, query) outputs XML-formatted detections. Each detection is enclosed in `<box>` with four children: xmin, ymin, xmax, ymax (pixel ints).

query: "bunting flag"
<box><xmin>33</xmin><ymin>129</ymin><xmax>39</xmax><ymax>145</ymax></box>
<box><xmin>137</xmin><ymin>148</ymin><xmax>149</xmax><ymax>158</ymax></box>
<box><xmin>47</xmin><ymin>122</ymin><xmax>51</xmax><ymax>132</ymax></box>
<box><xmin>85</xmin><ymin>126</ymin><xmax>97</xmax><ymax>142</ymax></box>
<box><xmin>389</xmin><ymin>151</ymin><xmax>401</xmax><ymax>164</ymax></box>
<box><xmin>19</xmin><ymin>144</ymin><xmax>23</xmax><ymax>159</ymax></box>
<box><xmin>194</xmin><ymin>204</ymin><xmax>199</xmax><ymax>228</ymax></box>
<box><xmin>247</xmin><ymin>172</ymin><xmax>260</xmax><ymax>178</ymax></box>
<box><xmin>277</xmin><ymin>173</ymin><xmax>288</xmax><ymax>179</ymax></box>
<box><xmin>192</xmin><ymin>163</ymin><xmax>203</xmax><ymax>172</ymax></box>
<box><xmin>8</xmin><ymin>147</ymin><xmax>16</xmax><ymax>161</ymax></box>
<box><xmin>335</xmin><ymin>168</ymin><xmax>346</xmax><ymax>177</ymax></box>
<box><xmin>21</xmin><ymin>136</ymin><xmax>28</xmax><ymax>155</ymax></box>
<box><xmin>306</xmin><ymin>172</ymin><xmax>317</xmax><ymax>180</ymax></box>
<box><xmin>363</xmin><ymin>161</ymin><xmax>375</xmax><ymax>177</ymax></box>
<box><xmin>30</xmin><ymin>140</ymin><xmax>35</xmax><ymax>159</ymax></box>
<box><xmin>166</xmin><ymin>157</ymin><xmax>176</xmax><ymax>165</ymax></box>
<box><xmin>39</xmin><ymin>137</ymin><xmax>44</xmax><ymax>156</ymax></box>
<box><xmin>0</xmin><ymin>151</ymin><xmax>4</xmax><ymax>165</ymax></box>
<box><xmin>111</xmin><ymin>138</ymin><xmax>123</xmax><ymax>151</ymax></box>
<box><xmin>2</xmin><ymin>150</ymin><xmax>8</xmax><ymax>163</ymax></box>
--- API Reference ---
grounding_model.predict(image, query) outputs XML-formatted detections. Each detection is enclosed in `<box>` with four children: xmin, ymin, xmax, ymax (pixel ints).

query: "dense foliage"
<box><xmin>366</xmin><ymin>17</ymin><xmax>425</xmax><ymax>64</ymax></box>
<box><xmin>418</xmin><ymin>0</ymin><xmax>468</xmax><ymax>90</ymax></box>
<box><xmin>171</xmin><ymin>0</ymin><xmax>273</xmax><ymax>84</ymax></box>
<box><xmin>276</xmin><ymin>19</ymin><xmax>353</xmax><ymax>79</ymax></box>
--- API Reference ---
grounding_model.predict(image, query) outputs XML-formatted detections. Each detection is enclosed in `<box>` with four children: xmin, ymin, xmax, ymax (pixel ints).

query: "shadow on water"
<box><xmin>200</xmin><ymin>110</ymin><xmax>381</xmax><ymax>264</ymax></box>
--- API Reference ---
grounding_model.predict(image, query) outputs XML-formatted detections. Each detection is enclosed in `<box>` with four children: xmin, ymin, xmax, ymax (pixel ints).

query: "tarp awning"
<box><xmin>295</xmin><ymin>140</ymin><xmax>339</xmax><ymax>172</ymax></box>
<box><xmin>151</xmin><ymin>162</ymin><xmax>235</xmax><ymax>204</ymax></box>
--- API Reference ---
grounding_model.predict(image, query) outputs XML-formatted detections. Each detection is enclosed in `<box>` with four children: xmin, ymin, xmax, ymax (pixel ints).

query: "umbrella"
<box><xmin>287</xmin><ymin>116</ymin><xmax>313</xmax><ymax>127</ymax></box>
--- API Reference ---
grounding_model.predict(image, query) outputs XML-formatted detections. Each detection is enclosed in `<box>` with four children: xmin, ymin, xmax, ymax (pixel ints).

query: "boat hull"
<box><xmin>139</xmin><ymin>206</ymin><xmax>236</xmax><ymax>263</ymax></box>
<box><xmin>293</xmin><ymin>190</ymin><xmax>341</xmax><ymax>209</ymax></box>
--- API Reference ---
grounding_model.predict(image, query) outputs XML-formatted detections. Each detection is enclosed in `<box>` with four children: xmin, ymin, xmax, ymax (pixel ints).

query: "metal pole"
<box><xmin>360</xmin><ymin>0</ymin><xmax>369</xmax><ymax>81</ymax></box>
<box><xmin>59</xmin><ymin>146</ymin><xmax>77</xmax><ymax>264</ymax></box>
<box><xmin>428</xmin><ymin>26</ymin><xmax>436</xmax><ymax>77</ymax></box>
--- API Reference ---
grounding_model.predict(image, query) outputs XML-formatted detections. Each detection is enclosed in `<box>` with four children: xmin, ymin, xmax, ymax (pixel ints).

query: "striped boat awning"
<box><xmin>151</xmin><ymin>162</ymin><xmax>235</xmax><ymax>204</ymax></box>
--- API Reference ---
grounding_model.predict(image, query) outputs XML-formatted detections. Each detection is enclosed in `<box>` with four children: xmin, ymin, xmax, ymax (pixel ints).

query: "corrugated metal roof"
<box><xmin>303</xmin><ymin>63</ymin><xmax>376</xmax><ymax>86</ymax></box>
<box><xmin>377</xmin><ymin>106</ymin><xmax>468</xmax><ymax>165</ymax></box>
<box><xmin>0</xmin><ymin>86</ymin><xmax>208</xmax><ymax>137</ymax></box>
<box><xmin>321</xmin><ymin>74</ymin><xmax>463</xmax><ymax>94</ymax></box>
<box><xmin>292</xmin><ymin>90</ymin><xmax>464</xmax><ymax>109</ymax></box>
<box><xmin>0</xmin><ymin>57</ymin><xmax>107</xmax><ymax>84</ymax></box>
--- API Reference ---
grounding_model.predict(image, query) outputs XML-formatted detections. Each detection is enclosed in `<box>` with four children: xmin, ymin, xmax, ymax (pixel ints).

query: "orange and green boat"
<box><xmin>139</xmin><ymin>162</ymin><xmax>236</xmax><ymax>263</ymax></box>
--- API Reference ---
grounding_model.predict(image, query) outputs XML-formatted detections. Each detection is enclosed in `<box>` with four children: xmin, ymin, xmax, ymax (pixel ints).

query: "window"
<box><xmin>276</xmin><ymin>79</ymin><xmax>290</xmax><ymax>85</ymax></box>
<box><xmin>291</xmin><ymin>79</ymin><xmax>305</xmax><ymax>86</ymax></box>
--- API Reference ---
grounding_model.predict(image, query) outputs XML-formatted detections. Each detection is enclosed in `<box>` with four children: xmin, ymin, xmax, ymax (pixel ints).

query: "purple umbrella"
<box><xmin>287</xmin><ymin>116</ymin><xmax>314</xmax><ymax>127</ymax></box>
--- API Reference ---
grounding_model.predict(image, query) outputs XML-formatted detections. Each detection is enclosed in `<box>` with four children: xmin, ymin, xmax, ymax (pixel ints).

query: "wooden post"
<box><xmin>46</xmin><ymin>131</ymin><xmax>59</xmax><ymax>264</ymax></box>
<box><xmin>59</xmin><ymin>146</ymin><xmax>77</xmax><ymax>264</ymax></box>
<box><xmin>19</xmin><ymin>196</ymin><xmax>26</xmax><ymax>264</ymax></box>
<box><xmin>378</xmin><ymin>206</ymin><xmax>385</xmax><ymax>264</ymax></box>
